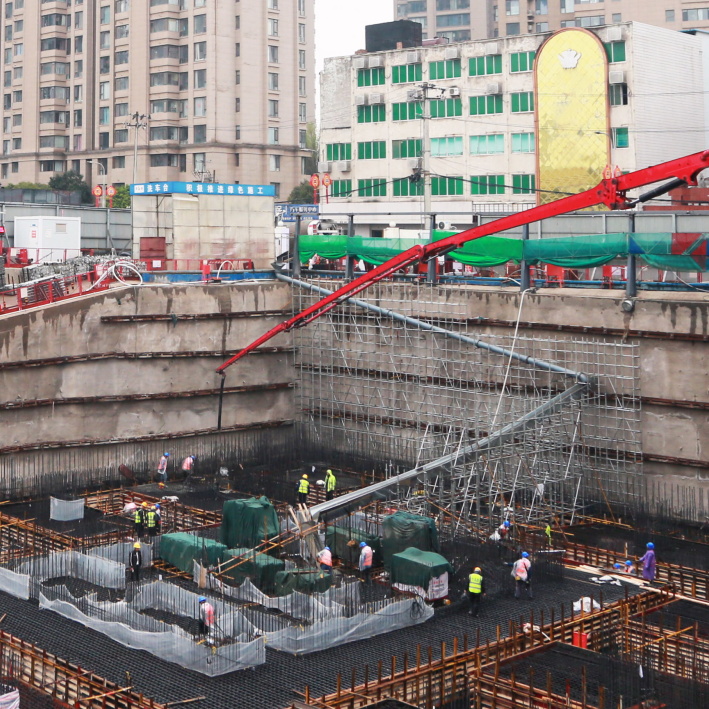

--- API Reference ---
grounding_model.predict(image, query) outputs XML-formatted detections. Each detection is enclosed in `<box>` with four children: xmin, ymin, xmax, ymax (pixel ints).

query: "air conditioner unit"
<box><xmin>355</xmin><ymin>94</ymin><xmax>369</xmax><ymax>105</ymax></box>
<box><xmin>407</xmin><ymin>88</ymin><xmax>423</xmax><ymax>101</ymax></box>
<box><xmin>485</xmin><ymin>43</ymin><xmax>499</xmax><ymax>55</ymax></box>
<box><xmin>369</xmin><ymin>55</ymin><xmax>383</xmax><ymax>68</ymax></box>
<box><xmin>485</xmin><ymin>82</ymin><xmax>501</xmax><ymax>95</ymax></box>
<box><xmin>369</xmin><ymin>92</ymin><xmax>385</xmax><ymax>104</ymax></box>
<box><xmin>407</xmin><ymin>157</ymin><xmax>422</xmax><ymax>170</ymax></box>
<box><xmin>527</xmin><ymin>13</ymin><xmax>534</xmax><ymax>19</ymax></box>
<box><xmin>448</xmin><ymin>87</ymin><xmax>461</xmax><ymax>97</ymax></box>
<box><xmin>406</xmin><ymin>50</ymin><xmax>421</xmax><ymax>64</ymax></box>
<box><xmin>444</xmin><ymin>46</ymin><xmax>460</xmax><ymax>60</ymax></box>
<box><xmin>606</xmin><ymin>26</ymin><xmax>623</xmax><ymax>42</ymax></box>
<box><xmin>609</xmin><ymin>70</ymin><xmax>625</xmax><ymax>84</ymax></box>
<box><xmin>353</xmin><ymin>57</ymin><xmax>368</xmax><ymax>70</ymax></box>
<box><xmin>337</xmin><ymin>160</ymin><xmax>351</xmax><ymax>172</ymax></box>
<box><xmin>317</xmin><ymin>161</ymin><xmax>331</xmax><ymax>173</ymax></box>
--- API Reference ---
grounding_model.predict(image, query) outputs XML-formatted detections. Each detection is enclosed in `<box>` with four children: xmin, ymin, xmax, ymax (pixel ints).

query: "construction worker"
<box><xmin>467</xmin><ymin>566</ymin><xmax>485</xmax><ymax>617</ymax></box>
<box><xmin>198</xmin><ymin>596</ymin><xmax>215</xmax><ymax>643</ymax></box>
<box><xmin>145</xmin><ymin>505</ymin><xmax>159</xmax><ymax>538</ymax></box>
<box><xmin>157</xmin><ymin>452</ymin><xmax>169</xmax><ymax>483</ymax></box>
<box><xmin>297</xmin><ymin>474</ymin><xmax>310</xmax><ymax>505</ymax></box>
<box><xmin>624</xmin><ymin>559</ymin><xmax>636</xmax><ymax>575</ymax></box>
<box><xmin>359</xmin><ymin>541</ymin><xmax>373</xmax><ymax>585</ymax></box>
<box><xmin>638</xmin><ymin>542</ymin><xmax>657</xmax><ymax>583</ymax></box>
<box><xmin>181</xmin><ymin>455</ymin><xmax>196</xmax><ymax>475</ymax></box>
<box><xmin>154</xmin><ymin>503</ymin><xmax>162</xmax><ymax>534</ymax></box>
<box><xmin>544</xmin><ymin>523</ymin><xmax>553</xmax><ymax>547</ymax></box>
<box><xmin>498</xmin><ymin>520</ymin><xmax>511</xmax><ymax>539</ymax></box>
<box><xmin>129</xmin><ymin>542</ymin><xmax>142</xmax><ymax>583</ymax></box>
<box><xmin>325</xmin><ymin>469</ymin><xmax>337</xmax><ymax>501</ymax></box>
<box><xmin>512</xmin><ymin>551</ymin><xmax>533</xmax><ymax>599</ymax></box>
<box><xmin>317</xmin><ymin>546</ymin><xmax>333</xmax><ymax>574</ymax></box>
<box><xmin>133</xmin><ymin>502</ymin><xmax>147</xmax><ymax>537</ymax></box>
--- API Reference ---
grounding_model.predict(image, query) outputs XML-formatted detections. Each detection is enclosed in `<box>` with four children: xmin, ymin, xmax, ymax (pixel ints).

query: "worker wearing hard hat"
<box><xmin>198</xmin><ymin>596</ymin><xmax>216</xmax><ymax>643</ymax></box>
<box><xmin>157</xmin><ymin>452</ymin><xmax>170</xmax><ymax>483</ymax></box>
<box><xmin>146</xmin><ymin>505</ymin><xmax>159</xmax><ymax>538</ymax></box>
<box><xmin>133</xmin><ymin>502</ymin><xmax>147</xmax><ymax>538</ymax></box>
<box><xmin>638</xmin><ymin>542</ymin><xmax>656</xmax><ymax>583</ymax></box>
<box><xmin>467</xmin><ymin>566</ymin><xmax>486</xmax><ymax>617</ymax></box>
<box><xmin>129</xmin><ymin>542</ymin><xmax>142</xmax><ymax>583</ymax></box>
<box><xmin>325</xmin><ymin>469</ymin><xmax>337</xmax><ymax>501</ymax></box>
<box><xmin>317</xmin><ymin>546</ymin><xmax>333</xmax><ymax>575</ymax></box>
<box><xmin>512</xmin><ymin>551</ymin><xmax>532</xmax><ymax>599</ymax></box>
<box><xmin>359</xmin><ymin>541</ymin><xmax>373</xmax><ymax>585</ymax></box>
<box><xmin>297</xmin><ymin>474</ymin><xmax>310</xmax><ymax>505</ymax></box>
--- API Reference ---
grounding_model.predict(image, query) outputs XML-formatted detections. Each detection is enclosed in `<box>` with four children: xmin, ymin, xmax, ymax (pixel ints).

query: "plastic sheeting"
<box><xmin>382</xmin><ymin>512</ymin><xmax>439</xmax><ymax>570</ymax></box>
<box><xmin>390</xmin><ymin>548</ymin><xmax>452</xmax><ymax>589</ymax></box>
<box><xmin>88</xmin><ymin>541</ymin><xmax>153</xmax><ymax>569</ymax></box>
<box><xmin>160</xmin><ymin>533</ymin><xmax>226</xmax><ymax>573</ymax></box>
<box><xmin>16</xmin><ymin>550</ymin><xmax>126</xmax><ymax>590</ymax></box>
<box><xmin>0</xmin><ymin>686</ymin><xmax>19</xmax><ymax>709</ymax></box>
<box><xmin>49</xmin><ymin>497</ymin><xmax>85</xmax><ymax>521</ymax></box>
<box><xmin>220</xmin><ymin>497</ymin><xmax>279</xmax><ymax>549</ymax></box>
<box><xmin>0</xmin><ymin>567</ymin><xmax>30</xmax><ymax>600</ymax></box>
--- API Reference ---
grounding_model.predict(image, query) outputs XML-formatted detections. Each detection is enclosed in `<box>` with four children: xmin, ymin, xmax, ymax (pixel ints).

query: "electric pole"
<box><xmin>126</xmin><ymin>112</ymin><xmax>149</xmax><ymax>186</ymax></box>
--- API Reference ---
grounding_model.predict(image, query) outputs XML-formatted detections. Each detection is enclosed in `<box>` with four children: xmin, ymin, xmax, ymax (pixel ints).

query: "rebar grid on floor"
<box><xmin>293</xmin><ymin>280</ymin><xmax>642</xmax><ymax>533</ymax></box>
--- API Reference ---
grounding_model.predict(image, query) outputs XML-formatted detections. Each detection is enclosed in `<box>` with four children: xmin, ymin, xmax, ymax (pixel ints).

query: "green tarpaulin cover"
<box><xmin>160</xmin><ymin>532</ymin><xmax>227</xmax><ymax>574</ymax></box>
<box><xmin>220</xmin><ymin>497</ymin><xmax>279</xmax><ymax>550</ymax></box>
<box><xmin>432</xmin><ymin>231</ymin><xmax>523</xmax><ymax>267</ymax></box>
<box><xmin>325</xmin><ymin>525</ymin><xmax>382</xmax><ymax>568</ymax></box>
<box><xmin>273</xmin><ymin>570</ymin><xmax>333</xmax><ymax>596</ymax></box>
<box><xmin>390</xmin><ymin>547</ymin><xmax>453</xmax><ymax>589</ymax></box>
<box><xmin>220</xmin><ymin>547</ymin><xmax>285</xmax><ymax>593</ymax></box>
<box><xmin>382</xmin><ymin>511</ymin><xmax>439</xmax><ymax>570</ymax></box>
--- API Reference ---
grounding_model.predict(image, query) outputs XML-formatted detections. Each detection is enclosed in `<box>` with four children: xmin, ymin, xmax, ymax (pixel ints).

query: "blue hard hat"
<box><xmin>198</xmin><ymin>596</ymin><xmax>206</xmax><ymax>603</ymax></box>
<box><xmin>325</xmin><ymin>546</ymin><xmax>330</xmax><ymax>551</ymax></box>
<box><xmin>164</xmin><ymin>452</ymin><xmax>170</xmax><ymax>457</ymax></box>
<box><xmin>503</xmin><ymin>521</ymin><xmax>510</xmax><ymax>527</ymax></box>
<box><xmin>613</xmin><ymin>563</ymin><xmax>622</xmax><ymax>569</ymax></box>
<box><xmin>155</xmin><ymin>503</ymin><xmax>160</xmax><ymax>509</ymax></box>
<box><xmin>521</xmin><ymin>551</ymin><xmax>529</xmax><ymax>558</ymax></box>
<box><xmin>647</xmin><ymin>542</ymin><xmax>654</xmax><ymax>549</ymax></box>
<box><xmin>625</xmin><ymin>560</ymin><xmax>633</xmax><ymax>566</ymax></box>
<box><xmin>359</xmin><ymin>542</ymin><xmax>366</xmax><ymax>548</ymax></box>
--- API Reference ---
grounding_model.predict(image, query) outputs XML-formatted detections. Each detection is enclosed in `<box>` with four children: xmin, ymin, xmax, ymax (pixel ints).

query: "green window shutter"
<box><xmin>394</xmin><ymin>179</ymin><xmax>402</xmax><ymax>197</ymax></box>
<box><xmin>492</xmin><ymin>54</ymin><xmax>502</xmax><ymax>73</ymax></box>
<box><xmin>393</xmin><ymin>103</ymin><xmax>401</xmax><ymax>121</ymax></box>
<box><xmin>357</xmin><ymin>105</ymin><xmax>364</xmax><ymax>123</ymax></box>
<box><xmin>374</xmin><ymin>67</ymin><xmax>384</xmax><ymax>85</ymax></box>
<box><xmin>614</xmin><ymin>127</ymin><xmax>629</xmax><ymax>148</ymax></box>
<box><xmin>392</xmin><ymin>66</ymin><xmax>400</xmax><ymax>83</ymax></box>
<box><xmin>357</xmin><ymin>143</ymin><xmax>364</xmax><ymax>160</ymax></box>
<box><xmin>470</xmin><ymin>96</ymin><xmax>480</xmax><ymax>115</ymax></box>
<box><xmin>392</xmin><ymin>140</ymin><xmax>401</xmax><ymax>159</ymax></box>
<box><xmin>326</xmin><ymin>144</ymin><xmax>333</xmax><ymax>161</ymax></box>
<box><xmin>346</xmin><ymin>144</ymin><xmax>352</xmax><ymax>160</ymax></box>
<box><xmin>429</xmin><ymin>61</ymin><xmax>438</xmax><ymax>80</ymax></box>
<box><xmin>511</xmin><ymin>94</ymin><xmax>519</xmax><ymax>113</ymax></box>
<box><xmin>414</xmin><ymin>63</ymin><xmax>422</xmax><ymax>81</ymax></box>
<box><xmin>511</xmin><ymin>53</ymin><xmax>519</xmax><ymax>73</ymax></box>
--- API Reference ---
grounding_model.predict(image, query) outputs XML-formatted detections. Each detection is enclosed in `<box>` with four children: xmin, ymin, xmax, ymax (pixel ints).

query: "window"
<box><xmin>431</xmin><ymin>136</ymin><xmax>463</xmax><ymax>156</ymax></box>
<box><xmin>511</xmin><ymin>91</ymin><xmax>534</xmax><ymax>113</ymax></box>
<box><xmin>150</xmin><ymin>126</ymin><xmax>186</xmax><ymax>141</ymax></box>
<box><xmin>469</xmin><ymin>55</ymin><xmax>501</xmax><ymax>76</ymax></box>
<box><xmin>392</xmin><ymin>138</ymin><xmax>422</xmax><ymax>159</ymax></box>
<box><xmin>269</xmin><ymin>154</ymin><xmax>280</xmax><ymax>171</ymax></box>
<box><xmin>151</xmin><ymin>154</ymin><xmax>180</xmax><ymax>167</ymax></box>
<box><xmin>194</xmin><ymin>14</ymin><xmax>206</xmax><ymax>33</ymax></box>
<box><xmin>575</xmin><ymin>15</ymin><xmax>604</xmax><ymax>27</ymax></box>
<box><xmin>100</xmin><ymin>5</ymin><xmax>110</xmax><ymax>23</ymax></box>
<box><xmin>116</xmin><ymin>0</ymin><xmax>129</xmax><ymax>12</ymax></box>
<box><xmin>75</xmin><ymin>36</ymin><xmax>83</xmax><ymax>53</ymax></box>
<box><xmin>392</xmin><ymin>63</ymin><xmax>422</xmax><ymax>83</ymax></box>
<box><xmin>194</xmin><ymin>96</ymin><xmax>206</xmax><ymax>116</ymax></box>
<box><xmin>100</xmin><ymin>56</ymin><xmax>110</xmax><ymax>74</ymax></box>
<box><xmin>511</xmin><ymin>132</ymin><xmax>534</xmax><ymax>152</ymax></box>
<box><xmin>430</xmin><ymin>98</ymin><xmax>462</xmax><ymax>118</ymax></box>
<box><xmin>113</xmin><ymin>155</ymin><xmax>126</xmax><ymax>168</ymax></box>
<box><xmin>40</xmin><ymin>160</ymin><xmax>66</xmax><ymax>172</ymax></box>
<box><xmin>10</xmin><ymin>162</ymin><xmax>17</xmax><ymax>174</ymax></box>
<box><xmin>150</xmin><ymin>45</ymin><xmax>181</xmax><ymax>60</ymax></box>
<box><xmin>392</xmin><ymin>101</ymin><xmax>423</xmax><ymax>121</ymax></box>
<box><xmin>512</xmin><ymin>174</ymin><xmax>535</xmax><ymax>194</ymax></box>
<box><xmin>194</xmin><ymin>125</ymin><xmax>206</xmax><ymax>143</ymax></box>
<box><xmin>604</xmin><ymin>41</ymin><xmax>626</xmax><ymax>63</ymax></box>
<box><xmin>357</xmin><ymin>141</ymin><xmax>386</xmax><ymax>159</ymax></box>
<box><xmin>41</xmin><ymin>14</ymin><xmax>68</xmax><ymax>27</ymax></box>
<box><xmin>2</xmin><ymin>72</ymin><xmax>8</xmax><ymax>88</ymax></box>
<box><xmin>429</xmin><ymin>59</ymin><xmax>461</xmax><ymax>79</ymax></box>
<box><xmin>2</xmin><ymin>49</ymin><xmax>10</xmax><ymax>64</ymax></box>
<box><xmin>535</xmin><ymin>0</ymin><xmax>548</xmax><ymax>12</ymax></box>
<box><xmin>235</xmin><ymin>43</ymin><xmax>240</xmax><ymax>57</ymax></box>
<box><xmin>11</xmin><ymin>137</ymin><xmax>19</xmax><ymax>149</ymax></box>
<box><xmin>268</xmin><ymin>99</ymin><xmax>279</xmax><ymax>117</ymax></box>
<box><xmin>98</xmin><ymin>133</ymin><xmax>110</xmax><ymax>150</ymax></box>
<box><xmin>560</xmin><ymin>0</ymin><xmax>573</xmax><ymax>12</ymax></box>
<box><xmin>437</xmin><ymin>0</ymin><xmax>470</xmax><ymax>8</ymax></box>
<box><xmin>298</xmin><ymin>23</ymin><xmax>305</xmax><ymax>43</ymax></box>
<box><xmin>193</xmin><ymin>153</ymin><xmax>206</xmax><ymax>172</ymax></box>
<box><xmin>41</xmin><ymin>62</ymin><xmax>69</xmax><ymax>76</ymax></box>
<box><xmin>612</xmin><ymin>13</ymin><xmax>621</xmax><ymax>22</ymax></box>
<box><xmin>536</xmin><ymin>22</ymin><xmax>549</xmax><ymax>31</ymax></box>
<box><xmin>298</xmin><ymin>0</ymin><xmax>305</xmax><ymax>14</ymax></box>
<box><xmin>470</xmin><ymin>134</ymin><xmax>504</xmax><ymax>155</ymax></box>
<box><xmin>357</xmin><ymin>104</ymin><xmax>386</xmax><ymax>123</ymax></box>
<box><xmin>357</xmin><ymin>67</ymin><xmax>385</xmax><ymax>87</ymax></box>
<box><xmin>506</xmin><ymin>23</ymin><xmax>520</xmax><ymax>35</ymax></box>
<box><xmin>436</xmin><ymin>12</ymin><xmax>469</xmax><ymax>26</ymax></box>
<box><xmin>150</xmin><ymin>72</ymin><xmax>183</xmax><ymax>87</ymax></box>
<box><xmin>268</xmin><ymin>72</ymin><xmax>278</xmax><ymax>90</ymax></box>
<box><xmin>470</xmin><ymin>175</ymin><xmax>504</xmax><ymax>195</ymax></box>
<box><xmin>73</xmin><ymin>109</ymin><xmax>82</xmax><ymax>126</ymax></box>
<box><xmin>609</xmin><ymin>83</ymin><xmax>628</xmax><ymax>106</ymax></box>
<box><xmin>613</xmin><ymin>127</ymin><xmax>629</xmax><ymax>148</ymax></box>
<box><xmin>357</xmin><ymin>179</ymin><xmax>386</xmax><ymax>197</ymax></box>
<box><xmin>326</xmin><ymin>143</ymin><xmax>352</xmax><ymax>161</ymax></box>
<box><xmin>151</xmin><ymin>99</ymin><xmax>186</xmax><ymax>115</ymax></box>
<box><xmin>115</xmin><ymin>50</ymin><xmax>129</xmax><ymax>65</ymax></box>
<box><xmin>39</xmin><ymin>86</ymin><xmax>69</xmax><ymax>101</ymax></box>
<box><xmin>115</xmin><ymin>102</ymin><xmax>128</xmax><ymax>117</ymax></box>
<box><xmin>432</xmin><ymin>176</ymin><xmax>463</xmax><ymax>195</ymax></box>
<box><xmin>299</xmin><ymin>103</ymin><xmax>307</xmax><ymax>121</ymax></box>
<box><xmin>39</xmin><ymin>111</ymin><xmax>70</xmax><ymax>124</ymax></box>
<box><xmin>235</xmin><ymin>15</ymin><xmax>240</xmax><ymax>29</ymax></box>
<box><xmin>115</xmin><ymin>76</ymin><xmax>129</xmax><ymax>91</ymax></box>
<box><xmin>12</xmin><ymin>66</ymin><xmax>21</xmax><ymax>80</ymax></box>
<box><xmin>11</xmin><ymin>89</ymin><xmax>20</xmax><ymax>103</ymax></box>
<box><xmin>100</xmin><ymin>30</ymin><xmax>111</xmax><ymax>49</ymax></box>
<box><xmin>40</xmin><ymin>136</ymin><xmax>69</xmax><ymax>149</ymax></box>
<box><xmin>2</xmin><ymin>95</ymin><xmax>9</xmax><ymax>111</ymax></box>
<box><xmin>268</xmin><ymin>127</ymin><xmax>279</xmax><ymax>145</ymax></box>
<box><xmin>12</xmin><ymin>43</ymin><xmax>22</xmax><ymax>56</ymax></box>
<box><xmin>331</xmin><ymin>179</ymin><xmax>352</xmax><ymax>197</ymax></box>
<box><xmin>194</xmin><ymin>41</ymin><xmax>206</xmax><ymax>61</ymax></box>
<box><xmin>510</xmin><ymin>51</ymin><xmax>536</xmax><ymax>72</ymax></box>
<box><xmin>393</xmin><ymin>178</ymin><xmax>423</xmax><ymax>197</ymax></box>
<box><xmin>298</xmin><ymin>76</ymin><xmax>307</xmax><ymax>96</ymax></box>
<box><xmin>99</xmin><ymin>81</ymin><xmax>110</xmax><ymax>99</ymax></box>
<box><xmin>268</xmin><ymin>45</ymin><xmax>278</xmax><ymax>63</ymax></box>
<box><xmin>194</xmin><ymin>69</ymin><xmax>206</xmax><ymax>88</ymax></box>
<box><xmin>99</xmin><ymin>106</ymin><xmax>110</xmax><ymax>124</ymax></box>
<box><xmin>268</xmin><ymin>18</ymin><xmax>278</xmax><ymax>36</ymax></box>
<box><xmin>299</xmin><ymin>50</ymin><xmax>306</xmax><ymax>70</ymax></box>
<box><xmin>665</xmin><ymin>10</ymin><xmax>674</xmax><ymax>22</ymax></box>
<box><xmin>267</xmin><ymin>0</ymin><xmax>278</xmax><ymax>8</ymax></box>
<box><xmin>74</xmin><ymin>60</ymin><xmax>83</xmax><ymax>77</ymax></box>
<box><xmin>115</xmin><ymin>24</ymin><xmax>128</xmax><ymax>39</ymax></box>
<box><xmin>469</xmin><ymin>94</ymin><xmax>503</xmax><ymax>115</ymax></box>
<box><xmin>505</xmin><ymin>0</ymin><xmax>519</xmax><ymax>15</ymax></box>
<box><xmin>299</xmin><ymin>129</ymin><xmax>306</xmax><ymax>148</ymax></box>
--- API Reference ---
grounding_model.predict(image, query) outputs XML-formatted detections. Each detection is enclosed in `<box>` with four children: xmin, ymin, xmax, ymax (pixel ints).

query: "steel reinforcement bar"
<box><xmin>0</xmin><ymin>629</ymin><xmax>165</xmax><ymax>709</ymax></box>
<box><xmin>292</xmin><ymin>587</ymin><xmax>674</xmax><ymax>709</ymax></box>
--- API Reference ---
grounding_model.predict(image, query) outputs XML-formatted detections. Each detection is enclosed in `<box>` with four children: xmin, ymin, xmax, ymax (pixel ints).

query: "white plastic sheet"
<box><xmin>50</xmin><ymin>497</ymin><xmax>85</xmax><ymax>521</ymax></box>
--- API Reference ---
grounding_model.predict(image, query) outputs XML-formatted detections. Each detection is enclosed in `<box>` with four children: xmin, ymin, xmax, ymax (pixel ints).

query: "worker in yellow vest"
<box><xmin>467</xmin><ymin>566</ymin><xmax>485</xmax><ymax>617</ymax></box>
<box><xmin>297</xmin><ymin>474</ymin><xmax>310</xmax><ymax>505</ymax></box>
<box><xmin>325</xmin><ymin>469</ymin><xmax>337</xmax><ymax>501</ymax></box>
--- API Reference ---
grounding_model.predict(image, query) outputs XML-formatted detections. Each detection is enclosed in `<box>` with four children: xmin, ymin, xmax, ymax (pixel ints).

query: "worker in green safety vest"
<box><xmin>467</xmin><ymin>566</ymin><xmax>485</xmax><ymax>617</ymax></box>
<box><xmin>325</xmin><ymin>469</ymin><xmax>336</xmax><ymax>501</ymax></box>
<box><xmin>297</xmin><ymin>474</ymin><xmax>310</xmax><ymax>505</ymax></box>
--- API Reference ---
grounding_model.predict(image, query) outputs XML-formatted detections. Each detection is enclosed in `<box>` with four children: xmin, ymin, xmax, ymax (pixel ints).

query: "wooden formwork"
<box><xmin>293</xmin><ymin>588</ymin><xmax>674</xmax><ymax>709</ymax></box>
<box><xmin>0</xmin><ymin>629</ymin><xmax>165</xmax><ymax>709</ymax></box>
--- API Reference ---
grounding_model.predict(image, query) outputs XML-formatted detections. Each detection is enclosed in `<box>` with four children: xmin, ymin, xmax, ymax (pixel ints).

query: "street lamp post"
<box><xmin>87</xmin><ymin>159</ymin><xmax>113</xmax><ymax>252</ymax></box>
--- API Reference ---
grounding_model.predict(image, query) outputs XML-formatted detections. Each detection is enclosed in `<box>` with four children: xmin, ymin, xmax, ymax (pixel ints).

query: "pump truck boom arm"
<box><xmin>216</xmin><ymin>149</ymin><xmax>709</xmax><ymax>375</ymax></box>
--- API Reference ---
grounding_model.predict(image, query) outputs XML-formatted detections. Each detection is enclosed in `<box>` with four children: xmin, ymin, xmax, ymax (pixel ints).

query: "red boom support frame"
<box><xmin>217</xmin><ymin>149</ymin><xmax>709</xmax><ymax>375</ymax></box>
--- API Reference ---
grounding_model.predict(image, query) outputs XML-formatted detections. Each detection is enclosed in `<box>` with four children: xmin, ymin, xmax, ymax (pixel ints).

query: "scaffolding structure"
<box><xmin>294</xmin><ymin>280</ymin><xmax>642</xmax><ymax>532</ymax></box>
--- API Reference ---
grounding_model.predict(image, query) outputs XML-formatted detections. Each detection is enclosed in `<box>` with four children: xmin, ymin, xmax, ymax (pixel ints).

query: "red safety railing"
<box><xmin>0</xmin><ymin>246</ymin><xmax>95</xmax><ymax>267</ymax></box>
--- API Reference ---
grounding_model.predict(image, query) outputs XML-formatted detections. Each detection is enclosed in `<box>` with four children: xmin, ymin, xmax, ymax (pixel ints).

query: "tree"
<box><xmin>304</xmin><ymin>121</ymin><xmax>319</xmax><ymax>176</ymax></box>
<box><xmin>111</xmin><ymin>184</ymin><xmax>131</xmax><ymax>209</ymax></box>
<box><xmin>287</xmin><ymin>180</ymin><xmax>315</xmax><ymax>204</ymax></box>
<box><xmin>6</xmin><ymin>181</ymin><xmax>50</xmax><ymax>189</ymax></box>
<box><xmin>48</xmin><ymin>170</ymin><xmax>92</xmax><ymax>204</ymax></box>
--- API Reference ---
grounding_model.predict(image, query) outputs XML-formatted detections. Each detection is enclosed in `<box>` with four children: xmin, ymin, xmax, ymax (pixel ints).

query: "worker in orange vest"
<box><xmin>359</xmin><ymin>542</ymin><xmax>373</xmax><ymax>585</ymax></box>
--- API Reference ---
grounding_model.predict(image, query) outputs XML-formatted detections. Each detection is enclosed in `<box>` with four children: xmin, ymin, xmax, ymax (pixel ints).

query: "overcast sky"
<box><xmin>315</xmin><ymin>1</ymin><xmax>394</xmax><ymax>74</ymax></box>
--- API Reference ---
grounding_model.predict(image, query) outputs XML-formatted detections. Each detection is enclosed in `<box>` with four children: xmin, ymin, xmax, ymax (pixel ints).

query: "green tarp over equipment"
<box><xmin>298</xmin><ymin>233</ymin><xmax>347</xmax><ymax>262</ymax></box>
<box><xmin>220</xmin><ymin>547</ymin><xmax>285</xmax><ymax>594</ymax></box>
<box><xmin>390</xmin><ymin>547</ymin><xmax>453</xmax><ymax>589</ymax></box>
<box><xmin>273</xmin><ymin>570</ymin><xmax>333</xmax><ymax>596</ymax></box>
<box><xmin>432</xmin><ymin>231</ymin><xmax>523</xmax><ymax>267</ymax></box>
<box><xmin>220</xmin><ymin>497</ymin><xmax>279</xmax><ymax>550</ymax></box>
<box><xmin>160</xmin><ymin>532</ymin><xmax>227</xmax><ymax>574</ymax></box>
<box><xmin>325</xmin><ymin>525</ymin><xmax>382</xmax><ymax>567</ymax></box>
<box><xmin>382</xmin><ymin>512</ymin><xmax>439</xmax><ymax>570</ymax></box>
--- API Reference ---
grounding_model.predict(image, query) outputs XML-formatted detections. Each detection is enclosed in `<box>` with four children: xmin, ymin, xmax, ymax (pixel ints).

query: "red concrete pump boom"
<box><xmin>216</xmin><ymin>149</ymin><xmax>709</xmax><ymax>375</ymax></box>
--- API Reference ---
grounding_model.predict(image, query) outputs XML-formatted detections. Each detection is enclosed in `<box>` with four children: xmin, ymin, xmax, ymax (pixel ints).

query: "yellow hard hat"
<box><xmin>141</xmin><ymin>502</ymin><xmax>148</xmax><ymax>507</ymax></box>
<box><xmin>303</xmin><ymin>474</ymin><xmax>308</xmax><ymax>479</ymax></box>
<box><xmin>474</xmin><ymin>566</ymin><xmax>481</xmax><ymax>572</ymax></box>
<box><xmin>134</xmin><ymin>542</ymin><xmax>141</xmax><ymax>548</ymax></box>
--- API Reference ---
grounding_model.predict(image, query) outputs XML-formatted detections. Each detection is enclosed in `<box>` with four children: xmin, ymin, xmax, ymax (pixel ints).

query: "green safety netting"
<box><xmin>325</xmin><ymin>525</ymin><xmax>382</xmax><ymax>568</ymax></box>
<box><xmin>273</xmin><ymin>570</ymin><xmax>333</xmax><ymax>597</ymax></box>
<box><xmin>220</xmin><ymin>547</ymin><xmax>285</xmax><ymax>593</ymax></box>
<box><xmin>160</xmin><ymin>533</ymin><xmax>227</xmax><ymax>574</ymax></box>
<box><xmin>300</xmin><ymin>232</ymin><xmax>709</xmax><ymax>272</ymax></box>
<box><xmin>220</xmin><ymin>497</ymin><xmax>279</xmax><ymax>550</ymax></box>
<box><xmin>382</xmin><ymin>512</ymin><xmax>439</xmax><ymax>571</ymax></box>
<box><xmin>390</xmin><ymin>547</ymin><xmax>453</xmax><ymax>589</ymax></box>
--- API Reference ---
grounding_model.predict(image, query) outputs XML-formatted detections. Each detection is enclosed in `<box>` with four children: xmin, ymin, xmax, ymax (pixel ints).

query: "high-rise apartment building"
<box><xmin>0</xmin><ymin>0</ymin><xmax>315</xmax><ymax>199</ymax></box>
<box><xmin>395</xmin><ymin>0</ymin><xmax>709</xmax><ymax>42</ymax></box>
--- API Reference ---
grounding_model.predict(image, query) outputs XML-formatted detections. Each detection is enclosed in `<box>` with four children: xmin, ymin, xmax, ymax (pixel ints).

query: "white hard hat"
<box><xmin>316</xmin><ymin>479</ymin><xmax>325</xmax><ymax>486</ymax></box>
